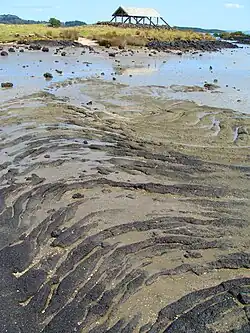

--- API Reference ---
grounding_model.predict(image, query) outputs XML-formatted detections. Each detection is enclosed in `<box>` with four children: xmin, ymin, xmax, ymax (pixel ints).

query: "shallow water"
<box><xmin>0</xmin><ymin>44</ymin><xmax>250</xmax><ymax>112</ymax></box>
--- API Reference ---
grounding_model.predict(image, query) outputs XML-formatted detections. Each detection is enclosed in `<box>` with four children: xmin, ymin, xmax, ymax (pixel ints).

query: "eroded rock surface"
<box><xmin>0</xmin><ymin>82</ymin><xmax>249</xmax><ymax>332</ymax></box>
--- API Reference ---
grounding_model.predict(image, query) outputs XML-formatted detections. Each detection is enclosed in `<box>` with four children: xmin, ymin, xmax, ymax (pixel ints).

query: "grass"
<box><xmin>0</xmin><ymin>24</ymin><xmax>214</xmax><ymax>46</ymax></box>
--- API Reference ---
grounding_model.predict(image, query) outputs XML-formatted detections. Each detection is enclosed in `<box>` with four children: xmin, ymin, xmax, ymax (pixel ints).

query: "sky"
<box><xmin>1</xmin><ymin>0</ymin><xmax>249</xmax><ymax>30</ymax></box>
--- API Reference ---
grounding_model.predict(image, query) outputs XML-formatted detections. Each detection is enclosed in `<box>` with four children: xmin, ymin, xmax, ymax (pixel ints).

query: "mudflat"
<box><xmin>0</xmin><ymin>43</ymin><xmax>250</xmax><ymax>333</ymax></box>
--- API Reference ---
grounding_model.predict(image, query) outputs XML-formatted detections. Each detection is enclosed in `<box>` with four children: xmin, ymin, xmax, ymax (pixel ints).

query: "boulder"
<box><xmin>29</xmin><ymin>44</ymin><xmax>42</xmax><ymax>51</ymax></box>
<box><xmin>1</xmin><ymin>51</ymin><xmax>8</xmax><ymax>56</ymax></box>
<box><xmin>43</xmin><ymin>72</ymin><xmax>53</xmax><ymax>79</ymax></box>
<box><xmin>42</xmin><ymin>47</ymin><xmax>49</xmax><ymax>52</ymax></box>
<box><xmin>1</xmin><ymin>82</ymin><xmax>13</xmax><ymax>88</ymax></box>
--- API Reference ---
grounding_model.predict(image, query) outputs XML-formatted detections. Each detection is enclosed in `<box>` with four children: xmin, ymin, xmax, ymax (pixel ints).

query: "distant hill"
<box><xmin>174</xmin><ymin>26</ymin><xmax>225</xmax><ymax>34</ymax></box>
<box><xmin>0</xmin><ymin>14</ymin><xmax>86</xmax><ymax>26</ymax></box>
<box><xmin>0</xmin><ymin>14</ymin><xmax>45</xmax><ymax>24</ymax></box>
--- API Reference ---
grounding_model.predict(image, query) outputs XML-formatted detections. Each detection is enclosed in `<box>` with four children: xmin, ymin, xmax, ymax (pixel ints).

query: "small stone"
<box><xmin>72</xmin><ymin>193</ymin><xmax>84</xmax><ymax>199</ymax></box>
<box><xmin>1</xmin><ymin>82</ymin><xmax>13</xmax><ymax>88</ymax></box>
<box><xmin>86</xmin><ymin>101</ymin><xmax>92</xmax><ymax>106</ymax></box>
<box><xmin>44</xmin><ymin>154</ymin><xmax>50</xmax><ymax>158</ymax></box>
<box><xmin>19</xmin><ymin>49</ymin><xmax>24</xmax><ymax>53</ymax></box>
<box><xmin>8</xmin><ymin>47</ymin><xmax>15</xmax><ymax>53</ymax></box>
<box><xmin>61</xmin><ymin>52</ymin><xmax>66</xmax><ymax>56</ymax></box>
<box><xmin>42</xmin><ymin>46</ymin><xmax>49</xmax><ymax>52</ymax></box>
<box><xmin>1</xmin><ymin>51</ymin><xmax>8</xmax><ymax>56</ymax></box>
<box><xmin>238</xmin><ymin>293</ymin><xmax>250</xmax><ymax>305</ymax></box>
<box><xmin>113</xmin><ymin>77</ymin><xmax>116</xmax><ymax>81</ymax></box>
<box><xmin>184</xmin><ymin>251</ymin><xmax>203</xmax><ymax>259</ymax></box>
<box><xmin>51</xmin><ymin>230</ymin><xmax>61</xmax><ymax>238</ymax></box>
<box><xmin>83</xmin><ymin>140</ymin><xmax>88</xmax><ymax>144</ymax></box>
<box><xmin>43</xmin><ymin>72</ymin><xmax>53</xmax><ymax>79</ymax></box>
<box><xmin>109</xmin><ymin>52</ymin><xmax>116</xmax><ymax>57</ymax></box>
<box><xmin>55</xmin><ymin>69</ymin><xmax>63</xmax><ymax>74</ymax></box>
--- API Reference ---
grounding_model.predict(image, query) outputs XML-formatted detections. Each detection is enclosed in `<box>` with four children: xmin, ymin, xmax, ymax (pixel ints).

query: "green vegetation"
<box><xmin>218</xmin><ymin>31</ymin><xmax>250</xmax><ymax>39</ymax></box>
<box><xmin>0</xmin><ymin>24</ymin><xmax>214</xmax><ymax>45</ymax></box>
<box><xmin>65</xmin><ymin>20</ymin><xmax>87</xmax><ymax>27</ymax></box>
<box><xmin>48</xmin><ymin>18</ymin><xmax>61</xmax><ymax>28</ymax></box>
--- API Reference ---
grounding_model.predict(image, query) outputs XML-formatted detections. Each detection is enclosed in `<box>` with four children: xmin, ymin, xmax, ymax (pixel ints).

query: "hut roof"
<box><xmin>112</xmin><ymin>6</ymin><xmax>161</xmax><ymax>18</ymax></box>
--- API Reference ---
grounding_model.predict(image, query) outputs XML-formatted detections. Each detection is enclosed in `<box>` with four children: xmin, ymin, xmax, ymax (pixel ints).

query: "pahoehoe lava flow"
<box><xmin>0</xmin><ymin>85</ymin><xmax>250</xmax><ymax>333</ymax></box>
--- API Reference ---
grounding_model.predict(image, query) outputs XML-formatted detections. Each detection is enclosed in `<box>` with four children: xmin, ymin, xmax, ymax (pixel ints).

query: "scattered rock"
<box><xmin>43</xmin><ymin>72</ymin><xmax>53</xmax><ymax>80</ymax></box>
<box><xmin>51</xmin><ymin>229</ymin><xmax>62</xmax><ymax>238</ymax></box>
<box><xmin>55</xmin><ymin>69</ymin><xmax>63</xmax><ymax>74</ymax></box>
<box><xmin>204</xmin><ymin>83</ymin><xmax>220</xmax><ymax>91</ymax></box>
<box><xmin>1</xmin><ymin>51</ymin><xmax>8</xmax><ymax>56</ymax></box>
<box><xmin>184</xmin><ymin>251</ymin><xmax>203</xmax><ymax>259</ymax></box>
<box><xmin>61</xmin><ymin>52</ymin><xmax>67</xmax><ymax>56</ymax></box>
<box><xmin>42</xmin><ymin>47</ymin><xmax>49</xmax><ymax>52</ymax></box>
<box><xmin>109</xmin><ymin>52</ymin><xmax>116</xmax><ymax>57</ymax></box>
<box><xmin>44</xmin><ymin>154</ymin><xmax>51</xmax><ymax>158</ymax></box>
<box><xmin>72</xmin><ymin>193</ymin><xmax>84</xmax><ymax>199</ymax></box>
<box><xmin>86</xmin><ymin>101</ymin><xmax>93</xmax><ymax>106</ymax></box>
<box><xmin>1</xmin><ymin>82</ymin><xmax>13</xmax><ymax>88</ymax></box>
<box><xmin>8</xmin><ymin>48</ymin><xmax>15</xmax><ymax>53</ymax></box>
<box><xmin>29</xmin><ymin>44</ymin><xmax>42</xmax><ymax>50</ymax></box>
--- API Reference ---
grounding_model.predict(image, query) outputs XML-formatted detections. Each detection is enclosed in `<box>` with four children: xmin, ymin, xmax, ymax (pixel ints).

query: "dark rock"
<box><xmin>19</xmin><ymin>49</ymin><xmax>24</xmax><ymax>53</ymax></box>
<box><xmin>42</xmin><ymin>46</ymin><xmax>49</xmax><ymax>52</ymax></box>
<box><xmin>8</xmin><ymin>48</ymin><xmax>15</xmax><ymax>53</ymax></box>
<box><xmin>1</xmin><ymin>51</ymin><xmax>8</xmax><ymax>56</ymax></box>
<box><xmin>1</xmin><ymin>82</ymin><xmax>13</xmax><ymax>88</ymax></box>
<box><xmin>61</xmin><ymin>52</ymin><xmax>67</xmax><ymax>56</ymax></box>
<box><xmin>29</xmin><ymin>44</ymin><xmax>42</xmax><ymax>50</ymax></box>
<box><xmin>55</xmin><ymin>69</ymin><xmax>63</xmax><ymax>74</ymax></box>
<box><xmin>72</xmin><ymin>193</ymin><xmax>84</xmax><ymax>199</ymax></box>
<box><xmin>43</xmin><ymin>73</ymin><xmax>53</xmax><ymax>80</ymax></box>
<box><xmin>204</xmin><ymin>83</ymin><xmax>220</xmax><ymax>91</ymax></box>
<box><xmin>113</xmin><ymin>77</ymin><xmax>116</xmax><ymax>81</ymax></box>
<box><xmin>51</xmin><ymin>229</ymin><xmax>62</xmax><ymax>238</ymax></box>
<box><xmin>238</xmin><ymin>293</ymin><xmax>250</xmax><ymax>305</ymax></box>
<box><xmin>109</xmin><ymin>52</ymin><xmax>116</xmax><ymax>57</ymax></box>
<box><xmin>86</xmin><ymin>101</ymin><xmax>93</xmax><ymax>106</ymax></box>
<box><xmin>83</xmin><ymin>140</ymin><xmax>88</xmax><ymax>144</ymax></box>
<box><xmin>44</xmin><ymin>154</ymin><xmax>51</xmax><ymax>158</ymax></box>
<box><xmin>184</xmin><ymin>251</ymin><xmax>203</xmax><ymax>259</ymax></box>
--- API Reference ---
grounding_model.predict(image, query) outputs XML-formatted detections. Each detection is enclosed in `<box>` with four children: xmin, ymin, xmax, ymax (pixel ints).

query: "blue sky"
<box><xmin>1</xmin><ymin>0</ymin><xmax>249</xmax><ymax>30</ymax></box>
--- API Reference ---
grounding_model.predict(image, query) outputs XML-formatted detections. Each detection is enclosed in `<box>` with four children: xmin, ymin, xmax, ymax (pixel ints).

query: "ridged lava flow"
<box><xmin>0</xmin><ymin>85</ymin><xmax>249</xmax><ymax>333</ymax></box>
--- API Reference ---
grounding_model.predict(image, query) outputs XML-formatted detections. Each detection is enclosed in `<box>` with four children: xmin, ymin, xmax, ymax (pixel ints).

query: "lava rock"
<box><xmin>42</xmin><ymin>47</ymin><xmax>49</xmax><ymax>52</ymax></box>
<box><xmin>72</xmin><ymin>193</ymin><xmax>84</xmax><ymax>199</ymax></box>
<box><xmin>43</xmin><ymin>73</ymin><xmax>53</xmax><ymax>80</ymax></box>
<box><xmin>51</xmin><ymin>230</ymin><xmax>62</xmax><ymax>238</ymax></box>
<box><xmin>1</xmin><ymin>82</ymin><xmax>13</xmax><ymax>88</ymax></box>
<box><xmin>29</xmin><ymin>44</ymin><xmax>42</xmax><ymax>50</ymax></box>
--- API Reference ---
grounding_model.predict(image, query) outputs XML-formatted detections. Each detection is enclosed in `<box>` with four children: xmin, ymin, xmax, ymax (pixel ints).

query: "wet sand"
<box><xmin>0</xmin><ymin>45</ymin><xmax>250</xmax><ymax>332</ymax></box>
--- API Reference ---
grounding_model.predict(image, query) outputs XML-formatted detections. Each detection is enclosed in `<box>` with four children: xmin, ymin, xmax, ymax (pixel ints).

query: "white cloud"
<box><xmin>224</xmin><ymin>3</ymin><xmax>244</xmax><ymax>9</ymax></box>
